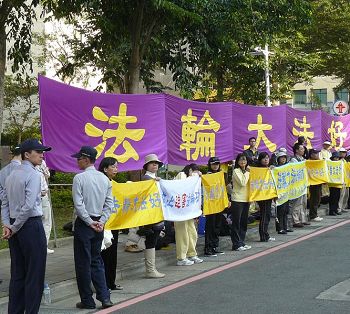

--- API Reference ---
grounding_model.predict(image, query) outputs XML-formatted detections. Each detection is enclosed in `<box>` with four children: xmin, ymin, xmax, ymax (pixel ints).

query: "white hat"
<box><xmin>276</xmin><ymin>151</ymin><xmax>287</xmax><ymax>159</ymax></box>
<box><xmin>339</xmin><ymin>147</ymin><xmax>347</xmax><ymax>153</ymax></box>
<box><xmin>323</xmin><ymin>141</ymin><xmax>331</xmax><ymax>146</ymax></box>
<box><xmin>143</xmin><ymin>154</ymin><xmax>163</xmax><ymax>170</ymax></box>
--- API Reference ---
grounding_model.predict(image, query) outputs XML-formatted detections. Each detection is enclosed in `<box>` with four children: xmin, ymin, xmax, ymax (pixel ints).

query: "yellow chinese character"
<box><xmin>179</xmin><ymin>109</ymin><xmax>220</xmax><ymax>160</ymax></box>
<box><xmin>84</xmin><ymin>102</ymin><xmax>145</xmax><ymax>162</ymax></box>
<box><xmin>243</xmin><ymin>114</ymin><xmax>277</xmax><ymax>152</ymax></box>
<box><xmin>328</xmin><ymin>120</ymin><xmax>347</xmax><ymax>150</ymax></box>
<box><xmin>292</xmin><ymin>116</ymin><xmax>314</xmax><ymax>149</ymax></box>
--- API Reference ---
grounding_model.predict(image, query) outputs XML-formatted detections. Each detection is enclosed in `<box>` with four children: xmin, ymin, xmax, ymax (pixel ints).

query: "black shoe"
<box><xmin>212</xmin><ymin>248</ymin><xmax>225</xmax><ymax>255</ymax></box>
<box><xmin>278</xmin><ymin>230</ymin><xmax>287</xmax><ymax>234</ymax></box>
<box><xmin>110</xmin><ymin>284</ymin><xmax>123</xmax><ymax>291</ymax></box>
<box><xmin>286</xmin><ymin>229</ymin><xmax>294</xmax><ymax>232</ymax></box>
<box><xmin>329</xmin><ymin>212</ymin><xmax>337</xmax><ymax>216</ymax></box>
<box><xmin>76</xmin><ymin>302</ymin><xmax>96</xmax><ymax>309</ymax></box>
<box><xmin>204</xmin><ymin>250</ymin><xmax>217</xmax><ymax>257</ymax></box>
<box><xmin>303</xmin><ymin>222</ymin><xmax>311</xmax><ymax>225</ymax></box>
<box><xmin>101</xmin><ymin>299</ymin><xmax>114</xmax><ymax>309</ymax></box>
<box><xmin>336</xmin><ymin>212</ymin><xmax>342</xmax><ymax>215</ymax></box>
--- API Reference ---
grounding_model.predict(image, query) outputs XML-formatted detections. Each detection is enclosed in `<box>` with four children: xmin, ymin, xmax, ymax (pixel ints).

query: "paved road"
<box><xmin>111</xmin><ymin>222</ymin><xmax>350</xmax><ymax>314</ymax></box>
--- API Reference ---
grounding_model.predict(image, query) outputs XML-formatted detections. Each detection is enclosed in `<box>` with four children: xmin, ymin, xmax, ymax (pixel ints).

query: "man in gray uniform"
<box><xmin>1</xmin><ymin>139</ymin><xmax>51</xmax><ymax>314</ymax></box>
<box><xmin>0</xmin><ymin>145</ymin><xmax>21</xmax><ymax>204</ymax></box>
<box><xmin>71</xmin><ymin>146</ymin><xmax>114</xmax><ymax>309</ymax></box>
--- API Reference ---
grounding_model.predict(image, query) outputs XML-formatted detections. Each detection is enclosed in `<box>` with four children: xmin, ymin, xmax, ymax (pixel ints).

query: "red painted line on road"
<box><xmin>97</xmin><ymin>219</ymin><xmax>350</xmax><ymax>313</ymax></box>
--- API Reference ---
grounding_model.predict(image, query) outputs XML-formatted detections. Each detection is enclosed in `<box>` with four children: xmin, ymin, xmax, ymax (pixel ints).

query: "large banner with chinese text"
<box><xmin>105</xmin><ymin>180</ymin><xmax>164</xmax><ymax>230</ymax></box>
<box><xmin>271</xmin><ymin>162</ymin><xmax>308</xmax><ymax>206</ymax></box>
<box><xmin>39</xmin><ymin>76</ymin><xmax>350</xmax><ymax>172</ymax></box>
<box><xmin>158</xmin><ymin>176</ymin><xmax>202</xmax><ymax>221</ymax></box>
<box><xmin>306</xmin><ymin>160</ymin><xmax>329</xmax><ymax>185</ymax></box>
<box><xmin>248</xmin><ymin>167</ymin><xmax>278</xmax><ymax>202</ymax></box>
<box><xmin>326</xmin><ymin>160</ymin><xmax>344</xmax><ymax>188</ymax></box>
<box><xmin>201</xmin><ymin>172</ymin><xmax>229</xmax><ymax>215</ymax></box>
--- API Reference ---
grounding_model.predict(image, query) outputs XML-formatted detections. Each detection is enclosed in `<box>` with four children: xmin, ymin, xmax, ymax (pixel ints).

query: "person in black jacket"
<box><xmin>204</xmin><ymin>156</ymin><xmax>226</xmax><ymax>257</ymax></box>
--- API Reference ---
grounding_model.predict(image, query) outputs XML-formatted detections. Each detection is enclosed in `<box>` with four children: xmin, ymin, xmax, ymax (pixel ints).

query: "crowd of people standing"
<box><xmin>1</xmin><ymin>135</ymin><xmax>347</xmax><ymax>312</ymax></box>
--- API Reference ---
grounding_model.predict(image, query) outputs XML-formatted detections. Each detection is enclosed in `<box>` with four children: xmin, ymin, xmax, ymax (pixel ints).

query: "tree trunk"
<box><xmin>216</xmin><ymin>69</ymin><xmax>224</xmax><ymax>101</ymax></box>
<box><xmin>0</xmin><ymin>23</ymin><xmax>5</xmax><ymax>145</ymax></box>
<box><xmin>127</xmin><ymin>0</ymin><xmax>145</xmax><ymax>94</ymax></box>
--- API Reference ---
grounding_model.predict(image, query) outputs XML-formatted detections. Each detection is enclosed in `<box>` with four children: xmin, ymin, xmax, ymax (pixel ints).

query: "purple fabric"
<box><xmin>39</xmin><ymin>76</ymin><xmax>350</xmax><ymax>172</ymax></box>
<box><xmin>165</xmin><ymin>94</ymin><xmax>233</xmax><ymax>165</ymax></box>
<box><xmin>39</xmin><ymin>76</ymin><xmax>167</xmax><ymax>172</ymax></box>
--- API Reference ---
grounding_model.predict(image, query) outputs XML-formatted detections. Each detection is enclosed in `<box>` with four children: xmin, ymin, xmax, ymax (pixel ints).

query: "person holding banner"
<box><xmin>98</xmin><ymin>157</ymin><xmax>123</xmax><ymax>291</ymax></box>
<box><xmin>275</xmin><ymin>151</ymin><xmax>290</xmax><ymax>234</ymax></box>
<box><xmin>328</xmin><ymin>152</ymin><xmax>342</xmax><ymax>216</ymax></box>
<box><xmin>71</xmin><ymin>146</ymin><xmax>114</xmax><ymax>309</ymax></box>
<box><xmin>140</xmin><ymin>154</ymin><xmax>165</xmax><ymax>278</ymax></box>
<box><xmin>230</xmin><ymin>153</ymin><xmax>251</xmax><ymax>251</ymax></box>
<box><xmin>290</xmin><ymin>143</ymin><xmax>309</xmax><ymax>228</ymax></box>
<box><xmin>174</xmin><ymin>164</ymin><xmax>203</xmax><ymax>265</ymax></box>
<box><xmin>256</xmin><ymin>152</ymin><xmax>275</xmax><ymax>242</ymax></box>
<box><xmin>308</xmin><ymin>149</ymin><xmax>323</xmax><ymax>222</ymax></box>
<box><xmin>204</xmin><ymin>156</ymin><xmax>226</xmax><ymax>256</ymax></box>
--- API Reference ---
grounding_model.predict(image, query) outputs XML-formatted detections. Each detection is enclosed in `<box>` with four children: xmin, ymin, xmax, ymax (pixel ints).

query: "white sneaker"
<box><xmin>188</xmin><ymin>256</ymin><xmax>203</xmax><ymax>264</ymax></box>
<box><xmin>342</xmin><ymin>209</ymin><xmax>349</xmax><ymax>212</ymax></box>
<box><xmin>235</xmin><ymin>246</ymin><xmax>248</xmax><ymax>251</ymax></box>
<box><xmin>47</xmin><ymin>248</ymin><xmax>54</xmax><ymax>254</ymax></box>
<box><xmin>312</xmin><ymin>217</ymin><xmax>323</xmax><ymax>222</ymax></box>
<box><xmin>177</xmin><ymin>258</ymin><xmax>194</xmax><ymax>266</ymax></box>
<box><xmin>243</xmin><ymin>245</ymin><xmax>252</xmax><ymax>250</ymax></box>
<box><xmin>268</xmin><ymin>237</ymin><xmax>276</xmax><ymax>242</ymax></box>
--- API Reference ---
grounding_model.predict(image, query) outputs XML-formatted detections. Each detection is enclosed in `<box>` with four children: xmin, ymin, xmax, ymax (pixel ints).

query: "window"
<box><xmin>293</xmin><ymin>90</ymin><xmax>306</xmax><ymax>105</ymax></box>
<box><xmin>312</xmin><ymin>89</ymin><xmax>327</xmax><ymax>106</ymax></box>
<box><xmin>334</xmin><ymin>88</ymin><xmax>349</xmax><ymax>102</ymax></box>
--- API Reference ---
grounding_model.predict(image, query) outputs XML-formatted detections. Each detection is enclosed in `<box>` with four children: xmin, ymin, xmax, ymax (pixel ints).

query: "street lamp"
<box><xmin>250</xmin><ymin>44</ymin><xmax>274</xmax><ymax>107</ymax></box>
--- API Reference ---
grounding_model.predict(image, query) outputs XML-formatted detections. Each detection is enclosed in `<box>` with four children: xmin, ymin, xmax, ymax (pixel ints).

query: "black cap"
<box><xmin>71</xmin><ymin>146</ymin><xmax>97</xmax><ymax>159</ymax></box>
<box><xmin>20</xmin><ymin>139</ymin><xmax>51</xmax><ymax>153</ymax></box>
<box><xmin>331</xmin><ymin>151</ymin><xmax>340</xmax><ymax>159</ymax></box>
<box><xmin>308</xmin><ymin>149</ymin><xmax>320</xmax><ymax>155</ymax></box>
<box><xmin>208</xmin><ymin>156</ymin><xmax>220</xmax><ymax>164</ymax></box>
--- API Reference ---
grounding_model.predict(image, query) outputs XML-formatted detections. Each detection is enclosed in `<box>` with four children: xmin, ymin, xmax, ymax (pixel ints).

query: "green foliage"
<box><xmin>50</xmin><ymin>188</ymin><xmax>74</xmax><ymax>209</ymax></box>
<box><xmin>2</xmin><ymin>74</ymin><xmax>40</xmax><ymax>144</ymax></box>
<box><xmin>50</xmin><ymin>172</ymin><xmax>75</xmax><ymax>184</ymax></box>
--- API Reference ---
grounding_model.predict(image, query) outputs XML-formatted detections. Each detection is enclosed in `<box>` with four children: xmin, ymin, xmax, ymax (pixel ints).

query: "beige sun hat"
<box><xmin>143</xmin><ymin>154</ymin><xmax>163</xmax><ymax>170</ymax></box>
<box><xmin>323</xmin><ymin>141</ymin><xmax>331</xmax><ymax>146</ymax></box>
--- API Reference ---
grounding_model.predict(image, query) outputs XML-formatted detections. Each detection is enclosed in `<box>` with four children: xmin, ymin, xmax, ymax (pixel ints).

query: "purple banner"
<box><xmin>166</xmin><ymin>95</ymin><xmax>233</xmax><ymax>165</ymax></box>
<box><xmin>39</xmin><ymin>76</ymin><xmax>350</xmax><ymax>172</ymax></box>
<box><xmin>232</xmin><ymin>103</ymin><xmax>287</xmax><ymax>157</ymax></box>
<box><xmin>286</xmin><ymin>107</ymin><xmax>322</xmax><ymax>154</ymax></box>
<box><xmin>321</xmin><ymin>111</ymin><xmax>350</xmax><ymax>151</ymax></box>
<box><xmin>39</xmin><ymin>76</ymin><xmax>167</xmax><ymax>172</ymax></box>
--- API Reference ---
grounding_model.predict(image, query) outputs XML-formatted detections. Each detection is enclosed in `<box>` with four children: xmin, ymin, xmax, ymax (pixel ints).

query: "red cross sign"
<box><xmin>333</xmin><ymin>101</ymin><xmax>349</xmax><ymax>115</ymax></box>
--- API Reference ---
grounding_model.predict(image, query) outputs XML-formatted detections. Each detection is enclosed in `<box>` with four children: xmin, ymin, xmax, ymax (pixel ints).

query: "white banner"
<box><xmin>158</xmin><ymin>176</ymin><xmax>202</xmax><ymax>221</ymax></box>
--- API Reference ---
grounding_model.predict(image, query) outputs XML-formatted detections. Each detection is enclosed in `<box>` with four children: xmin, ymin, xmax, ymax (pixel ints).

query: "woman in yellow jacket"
<box><xmin>231</xmin><ymin>153</ymin><xmax>251</xmax><ymax>251</ymax></box>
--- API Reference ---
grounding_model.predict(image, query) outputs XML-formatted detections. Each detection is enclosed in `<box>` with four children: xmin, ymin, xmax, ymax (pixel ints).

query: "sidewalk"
<box><xmin>0</xmin><ymin>204</ymin><xmax>342</xmax><ymax>312</ymax></box>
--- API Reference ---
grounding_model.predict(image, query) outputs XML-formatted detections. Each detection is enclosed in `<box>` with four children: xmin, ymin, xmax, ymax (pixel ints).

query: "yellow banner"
<box><xmin>344</xmin><ymin>162</ymin><xmax>350</xmax><ymax>187</ymax></box>
<box><xmin>202</xmin><ymin>172</ymin><xmax>229</xmax><ymax>216</ymax></box>
<box><xmin>105</xmin><ymin>180</ymin><xmax>164</xmax><ymax>230</ymax></box>
<box><xmin>248</xmin><ymin>167</ymin><xmax>277</xmax><ymax>202</ymax></box>
<box><xmin>271</xmin><ymin>162</ymin><xmax>308</xmax><ymax>206</ymax></box>
<box><xmin>326</xmin><ymin>160</ymin><xmax>344</xmax><ymax>188</ymax></box>
<box><xmin>305</xmin><ymin>160</ymin><xmax>328</xmax><ymax>185</ymax></box>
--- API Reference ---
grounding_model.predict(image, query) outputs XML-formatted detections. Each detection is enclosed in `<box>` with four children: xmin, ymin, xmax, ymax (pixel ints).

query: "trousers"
<box><xmin>8</xmin><ymin>217</ymin><xmax>47</xmax><ymax>314</ymax></box>
<box><xmin>174</xmin><ymin>219</ymin><xmax>198</xmax><ymax>260</ymax></box>
<box><xmin>230</xmin><ymin>201</ymin><xmax>249</xmax><ymax>250</ymax></box>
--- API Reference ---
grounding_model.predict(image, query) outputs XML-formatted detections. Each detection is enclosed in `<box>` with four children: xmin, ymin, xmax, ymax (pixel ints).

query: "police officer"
<box><xmin>71</xmin><ymin>146</ymin><xmax>114</xmax><ymax>309</ymax></box>
<box><xmin>1</xmin><ymin>139</ymin><xmax>51</xmax><ymax>314</ymax></box>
